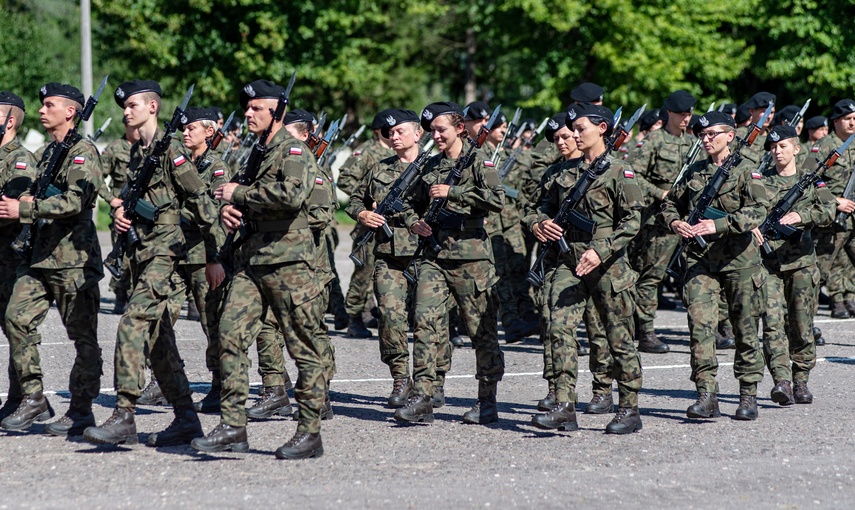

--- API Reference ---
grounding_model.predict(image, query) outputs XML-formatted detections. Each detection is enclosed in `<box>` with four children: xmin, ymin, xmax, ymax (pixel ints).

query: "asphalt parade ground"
<box><xmin>1</xmin><ymin>231</ymin><xmax>854</xmax><ymax>509</ymax></box>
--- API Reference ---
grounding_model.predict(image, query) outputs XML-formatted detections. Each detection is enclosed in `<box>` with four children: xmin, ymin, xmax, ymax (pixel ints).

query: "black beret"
<box><xmin>180</xmin><ymin>107</ymin><xmax>219</xmax><ymax>129</ymax></box>
<box><xmin>211</xmin><ymin>106</ymin><xmax>224</xmax><ymax>121</ymax></box>
<box><xmin>570</xmin><ymin>82</ymin><xmax>604</xmax><ymax>103</ymax></box>
<box><xmin>829</xmin><ymin>99</ymin><xmax>855</xmax><ymax>120</ymax></box>
<box><xmin>379</xmin><ymin>108</ymin><xmax>420</xmax><ymax>138</ymax></box>
<box><xmin>721</xmin><ymin>103</ymin><xmax>738</xmax><ymax>117</ymax></box>
<box><xmin>239</xmin><ymin>79</ymin><xmax>285</xmax><ymax>111</ymax></box>
<box><xmin>744</xmin><ymin>92</ymin><xmax>776</xmax><ymax>110</ymax></box>
<box><xmin>639</xmin><ymin>108</ymin><xmax>662</xmax><ymax>132</ymax></box>
<box><xmin>464</xmin><ymin>101</ymin><xmax>491</xmax><ymax>121</ymax></box>
<box><xmin>0</xmin><ymin>91</ymin><xmax>25</xmax><ymax>112</ymax></box>
<box><xmin>692</xmin><ymin>111</ymin><xmax>736</xmax><ymax>135</ymax></box>
<box><xmin>771</xmin><ymin>105</ymin><xmax>799</xmax><ymax>127</ymax></box>
<box><xmin>566</xmin><ymin>103</ymin><xmax>614</xmax><ymax>133</ymax></box>
<box><xmin>545</xmin><ymin>113</ymin><xmax>568</xmax><ymax>143</ymax></box>
<box><xmin>687</xmin><ymin>114</ymin><xmax>701</xmax><ymax>131</ymax></box>
<box><xmin>519</xmin><ymin>118</ymin><xmax>537</xmax><ymax>132</ymax></box>
<box><xmin>420</xmin><ymin>101</ymin><xmax>463</xmax><ymax>132</ymax></box>
<box><xmin>283</xmin><ymin>109</ymin><xmax>315</xmax><ymax>127</ymax></box>
<box><xmin>735</xmin><ymin>104</ymin><xmax>751</xmax><ymax>124</ymax></box>
<box><xmin>114</xmin><ymin>80</ymin><xmax>161</xmax><ymax>107</ymax></box>
<box><xmin>805</xmin><ymin>116</ymin><xmax>828</xmax><ymax>131</ymax></box>
<box><xmin>40</xmin><ymin>83</ymin><xmax>85</xmax><ymax>106</ymax></box>
<box><xmin>371</xmin><ymin>109</ymin><xmax>395</xmax><ymax>130</ymax></box>
<box><xmin>493</xmin><ymin>111</ymin><xmax>508</xmax><ymax>126</ymax></box>
<box><xmin>663</xmin><ymin>90</ymin><xmax>696</xmax><ymax>113</ymax></box>
<box><xmin>763</xmin><ymin>125</ymin><xmax>799</xmax><ymax>151</ymax></box>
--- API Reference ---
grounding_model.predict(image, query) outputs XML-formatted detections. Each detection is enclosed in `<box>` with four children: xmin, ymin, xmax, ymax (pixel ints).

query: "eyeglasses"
<box><xmin>697</xmin><ymin>130</ymin><xmax>730</xmax><ymax>140</ymax></box>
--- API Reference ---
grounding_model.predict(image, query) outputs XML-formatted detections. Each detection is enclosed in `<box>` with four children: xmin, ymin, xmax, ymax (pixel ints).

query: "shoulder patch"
<box><xmin>816</xmin><ymin>180</ymin><xmax>827</xmax><ymax>188</ymax></box>
<box><xmin>751</xmin><ymin>172</ymin><xmax>762</xmax><ymax>179</ymax></box>
<box><xmin>483</xmin><ymin>160</ymin><xmax>495</xmax><ymax>167</ymax></box>
<box><xmin>213</xmin><ymin>169</ymin><xmax>225</xmax><ymax>177</ymax></box>
<box><xmin>636</xmin><ymin>142</ymin><xmax>644</xmax><ymax>148</ymax></box>
<box><xmin>290</xmin><ymin>147</ymin><xmax>303</xmax><ymax>155</ymax></box>
<box><xmin>624</xmin><ymin>169</ymin><xmax>635</xmax><ymax>179</ymax></box>
<box><xmin>811</xmin><ymin>147</ymin><xmax>819</xmax><ymax>153</ymax></box>
<box><xmin>15</xmin><ymin>162</ymin><xmax>27</xmax><ymax>170</ymax></box>
<box><xmin>73</xmin><ymin>156</ymin><xmax>85</xmax><ymax>165</ymax></box>
<box><xmin>173</xmin><ymin>155</ymin><xmax>187</xmax><ymax>167</ymax></box>
<box><xmin>315</xmin><ymin>177</ymin><xmax>325</xmax><ymax>185</ymax></box>
<box><xmin>352</xmin><ymin>150</ymin><xmax>363</xmax><ymax>156</ymax></box>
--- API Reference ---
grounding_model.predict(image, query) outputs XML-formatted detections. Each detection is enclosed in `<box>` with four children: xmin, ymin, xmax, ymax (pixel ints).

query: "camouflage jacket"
<box><xmin>346</xmin><ymin>153</ymin><xmax>422</xmax><ymax>258</ymax></box>
<box><xmin>308</xmin><ymin>153</ymin><xmax>337</xmax><ymax>284</ymax></box>
<box><xmin>734</xmin><ymin>126</ymin><xmax>765</xmax><ymax>166</ymax></box>
<box><xmin>524</xmin><ymin>139</ymin><xmax>562</xmax><ymax>197</ymax></box>
<box><xmin>126</xmin><ymin>130</ymin><xmax>220</xmax><ymax>263</ymax></box>
<box><xmin>179</xmin><ymin>153</ymin><xmax>230</xmax><ymax>266</ymax></box>
<box><xmin>99</xmin><ymin>136</ymin><xmax>132</xmax><ymax>202</ymax></box>
<box><xmin>402</xmin><ymin>141</ymin><xmax>505</xmax><ymax>261</ymax></box>
<box><xmin>521</xmin><ymin>157</ymin><xmax>580</xmax><ymax>271</ymax></box>
<box><xmin>815</xmin><ymin>130</ymin><xmax>855</xmax><ymax>229</ymax></box>
<box><xmin>760</xmin><ymin>167</ymin><xmax>836</xmax><ymax>271</ymax></box>
<box><xmin>19</xmin><ymin>136</ymin><xmax>103</xmax><ymax>276</ymax></box>
<box><xmin>626</xmin><ymin>127</ymin><xmax>693</xmax><ymax>204</ymax></box>
<box><xmin>0</xmin><ymin>137</ymin><xmax>37</xmax><ymax>260</ymax></box>
<box><xmin>230</xmin><ymin>128</ymin><xmax>319</xmax><ymax>267</ymax></box>
<box><xmin>661</xmin><ymin>156</ymin><xmax>770</xmax><ymax>272</ymax></box>
<box><xmin>337</xmin><ymin>137</ymin><xmax>395</xmax><ymax>197</ymax></box>
<box><xmin>483</xmin><ymin>142</ymin><xmax>529</xmax><ymax>235</ymax></box>
<box><xmin>532</xmin><ymin>154</ymin><xmax>644</xmax><ymax>267</ymax></box>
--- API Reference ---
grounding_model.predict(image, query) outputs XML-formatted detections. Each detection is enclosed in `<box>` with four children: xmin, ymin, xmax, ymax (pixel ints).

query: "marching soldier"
<box><xmin>735</xmin><ymin>92</ymin><xmax>776</xmax><ymax>165</ymax></box>
<box><xmin>805</xmin><ymin>116</ymin><xmax>828</xmax><ymax>148</ymax></box>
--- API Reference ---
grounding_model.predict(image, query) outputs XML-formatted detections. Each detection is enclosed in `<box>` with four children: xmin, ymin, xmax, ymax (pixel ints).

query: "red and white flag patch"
<box><xmin>73</xmin><ymin>156</ymin><xmax>85</xmax><ymax>165</ymax></box>
<box><xmin>15</xmin><ymin>162</ymin><xmax>27</xmax><ymax>170</ymax></box>
<box><xmin>353</xmin><ymin>150</ymin><xmax>362</xmax><ymax>156</ymax></box>
<box><xmin>315</xmin><ymin>177</ymin><xmax>325</xmax><ymax>185</ymax></box>
<box><xmin>636</xmin><ymin>142</ymin><xmax>644</xmax><ymax>148</ymax></box>
<box><xmin>213</xmin><ymin>169</ymin><xmax>225</xmax><ymax>177</ymax></box>
<box><xmin>811</xmin><ymin>147</ymin><xmax>819</xmax><ymax>153</ymax></box>
<box><xmin>173</xmin><ymin>155</ymin><xmax>186</xmax><ymax>167</ymax></box>
<box><xmin>483</xmin><ymin>160</ymin><xmax>495</xmax><ymax>167</ymax></box>
<box><xmin>751</xmin><ymin>172</ymin><xmax>762</xmax><ymax>179</ymax></box>
<box><xmin>816</xmin><ymin>180</ymin><xmax>827</xmax><ymax>188</ymax></box>
<box><xmin>290</xmin><ymin>147</ymin><xmax>303</xmax><ymax>155</ymax></box>
<box><xmin>624</xmin><ymin>169</ymin><xmax>635</xmax><ymax>178</ymax></box>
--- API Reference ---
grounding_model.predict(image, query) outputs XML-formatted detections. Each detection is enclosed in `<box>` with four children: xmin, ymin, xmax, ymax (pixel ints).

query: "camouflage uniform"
<box><xmin>625</xmin><ymin>127</ymin><xmax>693</xmax><ymax>336</ymax></box>
<box><xmin>0</xmin><ymin>137</ymin><xmax>37</xmax><ymax>401</ymax></box>
<box><xmin>217</xmin><ymin>129</ymin><xmax>327</xmax><ymax>434</ymax></box>
<box><xmin>99</xmin><ymin>136</ymin><xmax>133</xmax><ymax>299</ymax></box>
<box><xmin>661</xmin><ymin>157</ymin><xmax>770</xmax><ymax>396</ymax></box>
<box><xmin>6</xmin><ymin>136</ymin><xmax>103</xmax><ymax>404</ymax></box>
<box><xmin>734</xmin><ymin>126</ymin><xmax>765</xmax><ymax>166</ymax></box>
<box><xmin>527</xmin><ymin>154</ymin><xmax>643</xmax><ymax>407</ymax></box>
<box><xmin>401</xmin><ymin>142</ymin><xmax>505</xmax><ymax>399</ymax></box>
<box><xmin>113</xmin><ymin>132</ymin><xmax>220</xmax><ymax>410</ymax></box>
<box><xmin>760</xmin><ymin>168</ymin><xmax>835</xmax><ymax>383</ymax></box>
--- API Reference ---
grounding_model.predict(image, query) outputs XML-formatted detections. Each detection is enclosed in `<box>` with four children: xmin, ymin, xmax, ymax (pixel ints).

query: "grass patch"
<box><xmin>97</xmin><ymin>200</ymin><xmax>112</xmax><ymax>231</ymax></box>
<box><xmin>336</xmin><ymin>207</ymin><xmax>355</xmax><ymax>226</ymax></box>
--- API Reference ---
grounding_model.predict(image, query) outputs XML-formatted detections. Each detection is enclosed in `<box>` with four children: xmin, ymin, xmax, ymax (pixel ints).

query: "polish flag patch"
<box><xmin>290</xmin><ymin>147</ymin><xmax>303</xmax><ymax>155</ymax></box>
<box><xmin>636</xmin><ymin>142</ymin><xmax>644</xmax><ymax>148</ymax></box>
<box><xmin>483</xmin><ymin>160</ymin><xmax>495</xmax><ymax>167</ymax></box>
<box><xmin>624</xmin><ymin>169</ymin><xmax>635</xmax><ymax>178</ymax></box>
<box><xmin>15</xmin><ymin>162</ymin><xmax>27</xmax><ymax>170</ymax></box>
<box><xmin>213</xmin><ymin>169</ymin><xmax>225</xmax><ymax>177</ymax></box>
<box><xmin>811</xmin><ymin>147</ymin><xmax>819</xmax><ymax>153</ymax></box>
<box><xmin>816</xmin><ymin>180</ymin><xmax>827</xmax><ymax>188</ymax></box>
<box><xmin>353</xmin><ymin>150</ymin><xmax>362</xmax><ymax>156</ymax></box>
<box><xmin>751</xmin><ymin>172</ymin><xmax>762</xmax><ymax>179</ymax></box>
<box><xmin>315</xmin><ymin>177</ymin><xmax>325</xmax><ymax>185</ymax></box>
<box><xmin>73</xmin><ymin>156</ymin><xmax>85</xmax><ymax>165</ymax></box>
<box><xmin>173</xmin><ymin>155</ymin><xmax>186</xmax><ymax>167</ymax></box>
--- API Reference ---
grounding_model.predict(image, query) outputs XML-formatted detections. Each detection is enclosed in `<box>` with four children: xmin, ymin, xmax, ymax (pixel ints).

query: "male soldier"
<box><xmin>814</xmin><ymin>99</ymin><xmax>855</xmax><ymax>318</ymax></box>
<box><xmin>756</xmin><ymin>125</ymin><xmax>836</xmax><ymax>405</ymax></box>
<box><xmin>100</xmin><ymin>117</ymin><xmax>138</xmax><ymax>314</ymax></box>
<box><xmin>626</xmin><ymin>90</ymin><xmax>696</xmax><ymax>354</ymax></box>
<box><xmin>736</xmin><ymin>92</ymin><xmax>776</xmax><ymax>165</ymax></box>
<box><xmin>191</xmin><ymin>80</ymin><xmax>328</xmax><ymax>460</ymax></box>
<box><xmin>84</xmin><ymin>80</ymin><xmax>223</xmax><ymax>446</ymax></box>
<box><xmin>631</xmin><ymin>108</ymin><xmax>664</xmax><ymax>146</ymax></box>
<box><xmin>338</xmin><ymin>111</ymin><xmax>395</xmax><ymax>337</ymax></box>
<box><xmin>661</xmin><ymin>111</ymin><xmax>770</xmax><ymax>420</ymax></box>
<box><xmin>805</xmin><ymin>116</ymin><xmax>828</xmax><ymax>148</ymax></box>
<box><xmin>0</xmin><ymin>83</ymin><xmax>103</xmax><ymax>435</ymax></box>
<box><xmin>528</xmin><ymin>103</ymin><xmax>644</xmax><ymax>434</ymax></box>
<box><xmin>0</xmin><ymin>92</ymin><xmax>37</xmax><ymax>421</ymax></box>
<box><xmin>395</xmin><ymin>102</ymin><xmax>505</xmax><ymax>425</ymax></box>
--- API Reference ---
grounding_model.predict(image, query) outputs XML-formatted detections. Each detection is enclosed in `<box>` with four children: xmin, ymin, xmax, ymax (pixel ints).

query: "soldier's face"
<box><xmin>571</xmin><ymin>117</ymin><xmax>607</xmax><ymax>151</ymax></box>
<box><xmin>487</xmin><ymin>122</ymin><xmax>507</xmax><ymax>145</ymax></box>
<box><xmin>123</xmin><ymin>95</ymin><xmax>155</xmax><ymax>129</ymax></box>
<box><xmin>244</xmin><ymin>99</ymin><xmax>277</xmax><ymax>134</ymax></box>
<box><xmin>388</xmin><ymin>123</ymin><xmax>419</xmax><ymax>151</ymax></box>
<box><xmin>431</xmin><ymin>115</ymin><xmax>463</xmax><ymax>152</ymax></box>
<box><xmin>553</xmin><ymin>126</ymin><xmax>577</xmax><ymax>158</ymax></box>
<box><xmin>667</xmin><ymin>110</ymin><xmax>692</xmax><ymax>132</ymax></box>
<box><xmin>183</xmin><ymin>122</ymin><xmax>214</xmax><ymax>152</ymax></box>
<box><xmin>698</xmin><ymin>127</ymin><xmax>735</xmax><ymax>155</ymax></box>
<box><xmin>464</xmin><ymin>118</ymin><xmax>487</xmax><ymax>139</ymax></box>
<box><xmin>810</xmin><ymin>126</ymin><xmax>828</xmax><ymax>142</ymax></box>
<box><xmin>38</xmin><ymin>97</ymin><xmax>74</xmax><ymax>130</ymax></box>
<box><xmin>834</xmin><ymin>113</ymin><xmax>855</xmax><ymax>137</ymax></box>
<box><xmin>750</xmin><ymin>106</ymin><xmax>774</xmax><ymax>128</ymax></box>
<box><xmin>769</xmin><ymin>139</ymin><xmax>799</xmax><ymax>168</ymax></box>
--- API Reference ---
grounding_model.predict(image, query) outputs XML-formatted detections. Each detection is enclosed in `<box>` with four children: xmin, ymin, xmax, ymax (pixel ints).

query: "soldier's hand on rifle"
<box><xmin>429</xmin><ymin>184</ymin><xmax>451</xmax><ymax>199</ymax></box>
<box><xmin>215</xmin><ymin>183</ymin><xmax>239</xmax><ymax>203</ymax></box>
<box><xmin>836</xmin><ymin>197</ymin><xmax>855</xmax><ymax>214</ymax></box>
<box><xmin>221</xmin><ymin>204</ymin><xmax>242</xmax><ymax>232</ymax></box>
<box><xmin>538</xmin><ymin>219</ymin><xmax>564</xmax><ymax>241</ymax></box>
<box><xmin>691</xmin><ymin>219</ymin><xmax>717</xmax><ymax>237</ymax></box>
<box><xmin>411</xmin><ymin>219</ymin><xmax>432</xmax><ymax>237</ymax></box>
<box><xmin>670</xmin><ymin>220</ymin><xmax>694</xmax><ymax>239</ymax></box>
<box><xmin>531</xmin><ymin>222</ymin><xmax>549</xmax><ymax>243</ymax></box>
<box><xmin>779</xmin><ymin>211</ymin><xmax>802</xmax><ymax>226</ymax></box>
<box><xmin>205</xmin><ymin>262</ymin><xmax>226</xmax><ymax>290</ymax></box>
<box><xmin>576</xmin><ymin>248</ymin><xmax>602</xmax><ymax>276</ymax></box>
<box><xmin>751</xmin><ymin>227</ymin><xmax>765</xmax><ymax>247</ymax></box>
<box><xmin>110</xmin><ymin>198</ymin><xmax>123</xmax><ymax>208</ymax></box>
<box><xmin>358</xmin><ymin>204</ymin><xmax>386</xmax><ymax>229</ymax></box>
<box><xmin>113</xmin><ymin>206</ymin><xmax>132</xmax><ymax>233</ymax></box>
<box><xmin>0</xmin><ymin>196</ymin><xmax>21</xmax><ymax>219</ymax></box>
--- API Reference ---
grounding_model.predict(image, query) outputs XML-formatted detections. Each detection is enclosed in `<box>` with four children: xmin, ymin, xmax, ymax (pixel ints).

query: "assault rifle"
<box><xmin>327</xmin><ymin>124</ymin><xmax>366</xmax><ymax>167</ymax></box>
<box><xmin>89</xmin><ymin>117</ymin><xmax>112</xmax><ymax>142</ymax></box>
<box><xmin>349</xmin><ymin>140</ymin><xmax>435</xmax><ymax>267</ymax></box>
<box><xmin>217</xmin><ymin>71</ymin><xmax>297</xmax><ymax>266</ymax></box>
<box><xmin>756</xmin><ymin>98</ymin><xmax>811</xmax><ymax>175</ymax></box>
<box><xmin>402</xmin><ymin>105</ymin><xmax>502</xmax><ymax>284</ymax></box>
<box><xmin>195</xmin><ymin>110</ymin><xmax>234</xmax><ymax>172</ymax></box>
<box><xmin>306</xmin><ymin>112</ymin><xmax>327</xmax><ymax>152</ymax></box>
<box><xmin>317</xmin><ymin>117</ymin><xmax>343</xmax><ymax>167</ymax></box>
<box><xmin>13</xmin><ymin>75</ymin><xmax>108</xmax><ymax>259</ymax></box>
<box><xmin>102</xmin><ymin>84</ymin><xmax>194</xmax><ymax>278</ymax></box>
<box><xmin>500</xmin><ymin>108</ymin><xmax>522</xmax><ymax>149</ymax></box>
<box><xmin>833</xmin><ymin>161</ymin><xmax>855</xmax><ymax>230</ymax></box>
<box><xmin>527</xmin><ymin>105</ymin><xmax>645</xmax><ymax>288</ymax></box>
<box><xmin>758</xmin><ymin>133</ymin><xmax>855</xmax><ymax>255</ymax></box>
<box><xmin>498</xmin><ymin>117</ymin><xmax>548</xmax><ymax>182</ymax></box>
<box><xmin>220</xmin><ymin>118</ymin><xmax>243</xmax><ymax>164</ymax></box>
<box><xmin>665</xmin><ymin>102</ymin><xmax>774</xmax><ymax>279</ymax></box>
<box><xmin>672</xmin><ymin>102</ymin><xmax>715</xmax><ymax>188</ymax></box>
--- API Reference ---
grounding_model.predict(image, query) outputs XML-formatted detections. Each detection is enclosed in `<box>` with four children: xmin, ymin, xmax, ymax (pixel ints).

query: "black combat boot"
<box><xmin>83</xmin><ymin>407</ymin><xmax>138</xmax><ymax>445</ymax></box>
<box><xmin>193</xmin><ymin>378</ymin><xmax>222</xmax><ymax>414</ymax></box>
<box><xmin>846</xmin><ymin>299</ymin><xmax>855</xmax><ymax>317</ymax></box>
<box><xmin>686</xmin><ymin>392</ymin><xmax>721</xmax><ymax>419</ymax></box>
<box><xmin>113</xmin><ymin>293</ymin><xmax>128</xmax><ymax>315</ymax></box>
<box><xmin>138</xmin><ymin>377</ymin><xmax>167</xmax><ymax>406</ymax></box>
<box><xmin>432</xmin><ymin>386</ymin><xmax>445</xmax><ymax>408</ymax></box>
<box><xmin>813</xmin><ymin>327</ymin><xmax>825</xmax><ymax>346</ymax></box>
<box><xmin>0</xmin><ymin>368</ymin><xmax>23</xmax><ymax>422</ymax></box>
<box><xmin>147</xmin><ymin>406</ymin><xmax>204</xmax><ymax>447</ymax></box>
<box><xmin>605</xmin><ymin>406</ymin><xmax>642</xmax><ymax>434</ymax></box>
<box><xmin>388</xmin><ymin>378</ymin><xmax>413</xmax><ymax>408</ymax></box>
<box><xmin>577</xmin><ymin>339</ymin><xmax>589</xmax><ymax>357</ymax></box>
<box><xmin>462</xmin><ymin>382</ymin><xmax>498</xmax><ymax>425</ymax></box>
<box><xmin>45</xmin><ymin>398</ymin><xmax>95</xmax><ymax>436</ymax></box>
<box><xmin>770</xmin><ymin>380</ymin><xmax>795</xmax><ymax>406</ymax></box>
<box><xmin>246</xmin><ymin>386</ymin><xmax>290</xmax><ymax>420</ymax></box>
<box><xmin>531</xmin><ymin>402</ymin><xmax>578</xmax><ymax>431</ymax></box>
<box><xmin>793</xmin><ymin>382</ymin><xmax>813</xmax><ymax>404</ymax></box>
<box><xmin>275</xmin><ymin>430</ymin><xmax>323</xmax><ymax>460</ymax></box>
<box><xmin>393</xmin><ymin>394</ymin><xmax>434</xmax><ymax>423</ymax></box>
<box><xmin>347</xmin><ymin>315</ymin><xmax>372</xmax><ymax>338</ymax></box>
<box><xmin>537</xmin><ymin>390</ymin><xmax>557</xmax><ymax>412</ymax></box>
<box><xmin>191</xmin><ymin>423</ymin><xmax>249</xmax><ymax>452</ymax></box>
<box><xmin>333</xmin><ymin>309</ymin><xmax>350</xmax><ymax>331</ymax></box>
<box><xmin>734</xmin><ymin>395</ymin><xmax>758</xmax><ymax>420</ymax></box>
<box><xmin>637</xmin><ymin>332</ymin><xmax>670</xmax><ymax>354</ymax></box>
<box><xmin>585</xmin><ymin>393</ymin><xmax>614</xmax><ymax>414</ymax></box>
<box><xmin>0</xmin><ymin>391</ymin><xmax>53</xmax><ymax>431</ymax></box>
<box><xmin>715</xmin><ymin>324</ymin><xmax>736</xmax><ymax>350</ymax></box>
<box><xmin>186</xmin><ymin>299</ymin><xmax>201</xmax><ymax>321</ymax></box>
<box><xmin>831</xmin><ymin>301</ymin><xmax>849</xmax><ymax>319</ymax></box>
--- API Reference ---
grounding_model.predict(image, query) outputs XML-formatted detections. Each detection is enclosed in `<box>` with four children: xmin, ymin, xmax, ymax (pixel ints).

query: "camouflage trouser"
<box><xmin>632</xmin><ymin>222</ymin><xmax>680</xmax><ymax>334</ymax></box>
<box><xmin>816</xmin><ymin>227</ymin><xmax>855</xmax><ymax>304</ymax></box>
<box><xmin>492</xmin><ymin>224</ymin><xmax>537</xmax><ymax>326</ymax></box>
<box><xmin>114</xmin><ymin>255</ymin><xmax>190</xmax><ymax>409</ymax></box>
<box><xmin>0</xmin><ymin>261</ymin><xmax>22</xmax><ymax>398</ymax></box>
<box><xmin>6</xmin><ymin>266</ymin><xmax>102</xmax><ymax>400</ymax></box>
<box><xmin>178</xmin><ymin>264</ymin><xmax>224</xmax><ymax>377</ymax></box>
<box><xmin>412</xmin><ymin>259</ymin><xmax>503</xmax><ymax>397</ymax></box>
<box><xmin>543</xmin><ymin>258</ymin><xmax>641</xmax><ymax>407</ymax></box>
<box><xmin>683</xmin><ymin>263</ymin><xmax>765</xmax><ymax>395</ymax></box>
<box><xmin>218</xmin><ymin>263</ymin><xmax>326</xmax><ymax>432</ymax></box>
<box><xmin>345</xmin><ymin>227</ymin><xmax>375</xmax><ymax>316</ymax></box>
<box><xmin>325</xmin><ymin>227</ymin><xmax>346</xmax><ymax>317</ymax></box>
<box><xmin>253</xmin><ymin>311</ymin><xmax>290</xmax><ymax>388</ymax></box>
<box><xmin>761</xmin><ymin>265</ymin><xmax>819</xmax><ymax>384</ymax></box>
<box><xmin>108</xmin><ymin>213</ymin><xmax>131</xmax><ymax>298</ymax></box>
<box><xmin>374</xmin><ymin>255</ymin><xmax>413</xmax><ymax>379</ymax></box>
<box><xmin>317</xmin><ymin>286</ymin><xmax>337</xmax><ymax>384</ymax></box>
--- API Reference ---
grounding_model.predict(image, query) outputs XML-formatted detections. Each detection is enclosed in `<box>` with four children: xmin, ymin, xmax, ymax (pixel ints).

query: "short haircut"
<box><xmin>137</xmin><ymin>91</ymin><xmax>161</xmax><ymax>115</ymax></box>
<box><xmin>3</xmin><ymin>106</ymin><xmax>25</xmax><ymax>130</ymax></box>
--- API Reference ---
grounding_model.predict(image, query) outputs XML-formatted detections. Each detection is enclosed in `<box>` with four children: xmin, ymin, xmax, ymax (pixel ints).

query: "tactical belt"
<box><xmin>564</xmin><ymin>226</ymin><xmax>613</xmax><ymax>242</ymax></box>
<box><xmin>249</xmin><ymin>216</ymin><xmax>309</xmax><ymax>232</ymax></box>
<box><xmin>437</xmin><ymin>215</ymin><xmax>485</xmax><ymax>230</ymax></box>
